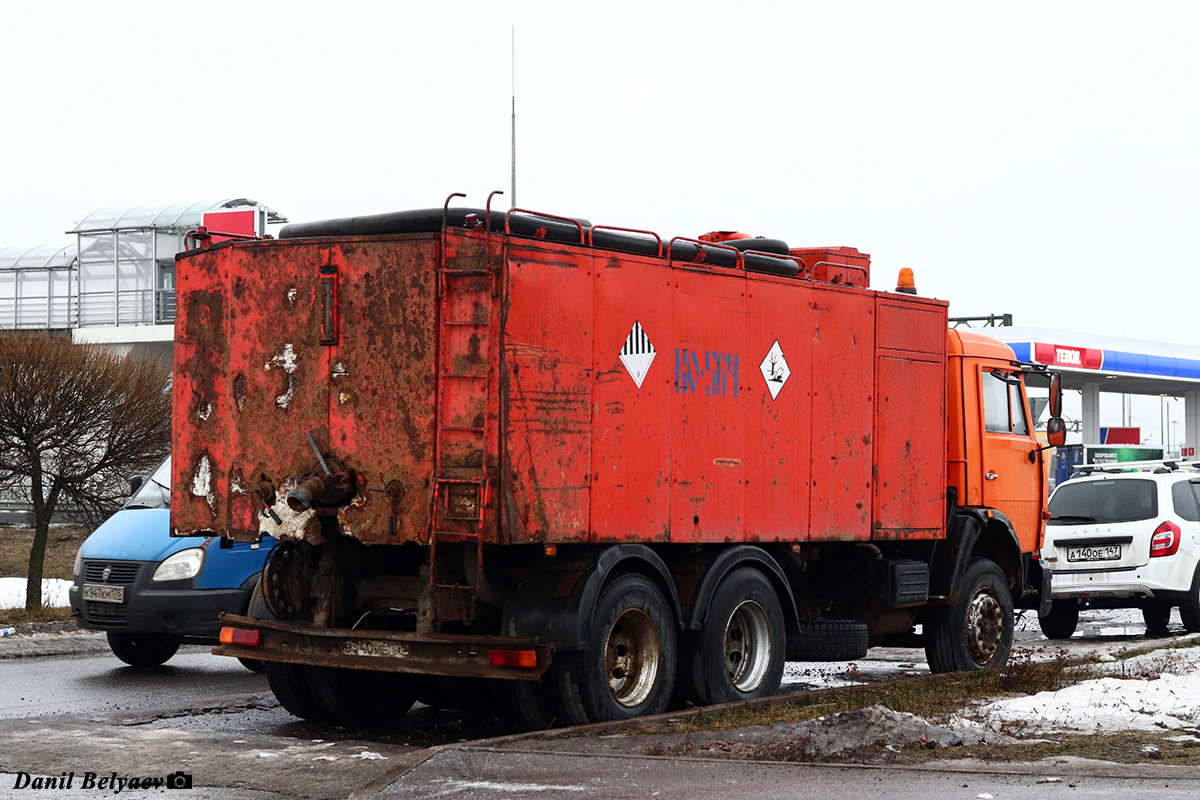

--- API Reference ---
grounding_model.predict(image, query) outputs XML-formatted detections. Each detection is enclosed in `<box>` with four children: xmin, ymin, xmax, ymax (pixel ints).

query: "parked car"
<box><xmin>1039</xmin><ymin>466</ymin><xmax>1200</xmax><ymax>639</ymax></box>
<box><xmin>68</xmin><ymin>457</ymin><xmax>276</xmax><ymax>668</ymax></box>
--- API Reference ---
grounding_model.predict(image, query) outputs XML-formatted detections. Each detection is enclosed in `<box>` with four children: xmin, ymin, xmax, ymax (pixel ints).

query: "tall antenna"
<box><xmin>511</xmin><ymin>26</ymin><xmax>516</xmax><ymax>209</ymax></box>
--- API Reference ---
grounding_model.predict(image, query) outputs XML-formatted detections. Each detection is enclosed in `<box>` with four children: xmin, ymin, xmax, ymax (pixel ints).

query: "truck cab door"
<box><xmin>978</xmin><ymin>369</ymin><xmax>1044</xmax><ymax>552</ymax></box>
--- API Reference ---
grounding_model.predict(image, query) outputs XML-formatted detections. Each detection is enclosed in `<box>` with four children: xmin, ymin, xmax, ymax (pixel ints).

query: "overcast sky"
<box><xmin>2</xmin><ymin>2</ymin><xmax>1197</xmax><ymax>438</ymax></box>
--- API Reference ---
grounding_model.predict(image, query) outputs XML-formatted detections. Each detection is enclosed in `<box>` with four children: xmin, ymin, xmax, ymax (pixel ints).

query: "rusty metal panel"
<box><xmin>744</xmin><ymin>278</ymin><xmax>813</xmax><ymax>541</ymax></box>
<box><xmin>224</xmin><ymin>244</ymin><xmax>333</xmax><ymax>542</ymax></box>
<box><xmin>173</xmin><ymin>247</ymin><xmax>232</xmax><ymax>536</ymax></box>
<box><xmin>501</xmin><ymin>244</ymin><xmax>593</xmax><ymax>542</ymax></box>
<box><xmin>175</xmin><ymin>237</ymin><xmax>442</xmax><ymax>545</ymax></box>
<box><xmin>330</xmin><ymin>237</ymin><xmax>439</xmax><ymax>545</ymax></box>
<box><xmin>589</xmin><ymin>254</ymin><xmax>672</xmax><ymax>543</ymax></box>
<box><xmin>809</xmin><ymin>285</ymin><xmax>875</xmax><ymax>541</ymax></box>
<box><xmin>670</xmin><ymin>268</ymin><xmax>746</xmax><ymax>543</ymax></box>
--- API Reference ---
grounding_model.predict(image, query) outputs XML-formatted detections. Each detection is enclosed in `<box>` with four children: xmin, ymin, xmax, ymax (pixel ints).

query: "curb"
<box><xmin>0</xmin><ymin>631</ymin><xmax>109</xmax><ymax>659</ymax></box>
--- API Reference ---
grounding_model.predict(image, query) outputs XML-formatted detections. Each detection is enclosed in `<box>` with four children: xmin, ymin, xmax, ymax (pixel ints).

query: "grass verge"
<box><xmin>639</xmin><ymin>652</ymin><xmax>1080</xmax><ymax>737</ymax></box>
<box><xmin>0</xmin><ymin>525</ymin><xmax>85</xmax><ymax>624</ymax></box>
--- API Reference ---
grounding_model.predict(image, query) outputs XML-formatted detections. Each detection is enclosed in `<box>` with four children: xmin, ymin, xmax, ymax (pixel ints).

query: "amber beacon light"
<box><xmin>895</xmin><ymin>268</ymin><xmax>917</xmax><ymax>294</ymax></box>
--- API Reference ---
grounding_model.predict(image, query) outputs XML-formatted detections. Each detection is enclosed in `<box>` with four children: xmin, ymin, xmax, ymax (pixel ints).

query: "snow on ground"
<box><xmin>0</xmin><ymin>578</ymin><xmax>73</xmax><ymax>609</ymax></box>
<box><xmin>976</xmin><ymin>646</ymin><xmax>1200</xmax><ymax>735</ymax></box>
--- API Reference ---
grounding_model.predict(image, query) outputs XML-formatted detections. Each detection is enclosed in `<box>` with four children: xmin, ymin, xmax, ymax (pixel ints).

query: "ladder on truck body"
<box><xmin>429</xmin><ymin>222</ymin><xmax>499</xmax><ymax>613</ymax></box>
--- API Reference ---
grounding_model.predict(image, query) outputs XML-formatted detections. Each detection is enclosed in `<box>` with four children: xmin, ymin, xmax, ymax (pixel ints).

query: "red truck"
<box><xmin>173</xmin><ymin>196</ymin><xmax>1064</xmax><ymax>727</ymax></box>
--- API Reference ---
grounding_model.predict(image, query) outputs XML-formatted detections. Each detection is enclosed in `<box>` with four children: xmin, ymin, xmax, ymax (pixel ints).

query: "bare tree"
<box><xmin>0</xmin><ymin>333</ymin><xmax>171</xmax><ymax>610</ymax></box>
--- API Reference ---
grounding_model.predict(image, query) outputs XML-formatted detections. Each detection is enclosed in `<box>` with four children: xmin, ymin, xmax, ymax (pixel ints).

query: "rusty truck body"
<box><xmin>173</xmin><ymin>198</ymin><xmax>1064</xmax><ymax>726</ymax></box>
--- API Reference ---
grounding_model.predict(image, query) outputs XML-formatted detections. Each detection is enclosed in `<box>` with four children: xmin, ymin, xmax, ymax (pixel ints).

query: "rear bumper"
<box><xmin>213</xmin><ymin>613</ymin><xmax>552</xmax><ymax>681</ymax></box>
<box><xmin>1047</xmin><ymin>559</ymin><xmax>1194</xmax><ymax>600</ymax></box>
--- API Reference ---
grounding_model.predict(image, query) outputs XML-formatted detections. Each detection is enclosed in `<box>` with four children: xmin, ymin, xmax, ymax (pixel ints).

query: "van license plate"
<box><xmin>82</xmin><ymin>584</ymin><xmax>124</xmax><ymax>603</ymax></box>
<box><xmin>1066</xmin><ymin>545</ymin><xmax>1121</xmax><ymax>562</ymax></box>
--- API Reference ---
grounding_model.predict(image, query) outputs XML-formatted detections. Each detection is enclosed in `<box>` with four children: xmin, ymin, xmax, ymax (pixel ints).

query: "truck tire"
<box><xmin>505</xmin><ymin>675</ymin><xmax>562</xmax><ymax>731</ymax></box>
<box><xmin>1038</xmin><ymin>600</ymin><xmax>1079</xmax><ymax>640</ymax></box>
<box><xmin>925</xmin><ymin>558</ymin><xmax>1013</xmax><ymax>673</ymax></box>
<box><xmin>678</xmin><ymin>568</ymin><xmax>785</xmax><ymax>705</ymax></box>
<box><xmin>106</xmin><ymin>632</ymin><xmax>179</xmax><ymax>667</ymax></box>
<box><xmin>306</xmin><ymin>666</ymin><xmax>419</xmax><ymax>725</ymax></box>
<box><xmin>785</xmin><ymin>620</ymin><xmax>869</xmax><ymax>662</ymax></box>
<box><xmin>266</xmin><ymin>661</ymin><xmax>329</xmax><ymax>722</ymax></box>
<box><xmin>556</xmin><ymin>573</ymin><xmax>677</xmax><ymax>724</ymax></box>
<box><xmin>1142</xmin><ymin>601</ymin><xmax>1172</xmax><ymax>633</ymax></box>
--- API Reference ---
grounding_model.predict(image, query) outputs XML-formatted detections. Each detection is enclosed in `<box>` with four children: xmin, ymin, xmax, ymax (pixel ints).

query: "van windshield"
<box><xmin>125</xmin><ymin>457</ymin><xmax>171</xmax><ymax>510</ymax></box>
<box><xmin>1048</xmin><ymin>478</ymin><xmax>1157</xmax><ymax>525</ymax></box>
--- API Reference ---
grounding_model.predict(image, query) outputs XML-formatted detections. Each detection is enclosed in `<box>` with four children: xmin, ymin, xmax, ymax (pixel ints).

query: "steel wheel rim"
<box><xmin>965</xmin><ymin>588</ymin><xmax>1003</xmax><ymax>665</ymax></box>
<box><xmin>725</xmin><ymin>600</ymin><xmax>772</xmax><ymax>692</ymax></box>
<box><xmin>604</xmin><ymin>608</ymin><xmax>659</xmax><ymax>708</ymax></box>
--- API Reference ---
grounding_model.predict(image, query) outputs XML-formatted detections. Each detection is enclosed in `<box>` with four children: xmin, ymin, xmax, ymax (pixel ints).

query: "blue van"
<box><xmin>68</xmin><ymin>457</ymin><xmax>276</xmax><ymax>668</ymax></box>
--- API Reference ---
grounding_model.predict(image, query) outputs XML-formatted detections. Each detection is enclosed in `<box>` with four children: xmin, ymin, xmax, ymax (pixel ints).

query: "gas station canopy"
<box><xmin>995</xmin><ymin>326</ymin><xmax>1200</xmax><ymax>396</ymax></box>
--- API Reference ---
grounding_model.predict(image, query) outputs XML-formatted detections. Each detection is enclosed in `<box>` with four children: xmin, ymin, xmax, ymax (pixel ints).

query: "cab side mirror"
<box><xmin>128</xmin><ymin>475</ymin><xmax>144</xmax><ymax>496</ymax></box>
<box><xmin>1048</xmin><ymin>372</ymin><xmax>1063</xmax><ymax>418</ymax></box>
<box><xmin>1046</xmin><ymin>416</ymin><xmax>1066</xmax><ymax>448</ymax></box>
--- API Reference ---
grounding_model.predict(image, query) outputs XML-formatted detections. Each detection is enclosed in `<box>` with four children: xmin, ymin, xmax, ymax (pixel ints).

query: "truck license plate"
<box><xmin>340</xmin><ymin>640</ymin><xmax>410</xmax><ymax>659</ymax></box>
<box><xmin>82</xmin><ymin>584</ymin><xmax>124</xmax><ymax>603</ymax></box>
<box><xmin>1066</xmin><ymin>545</ymin><xmax>1121</xmax><ymax>562</ymax></box>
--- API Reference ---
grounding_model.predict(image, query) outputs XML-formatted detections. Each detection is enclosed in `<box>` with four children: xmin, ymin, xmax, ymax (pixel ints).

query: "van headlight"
<box><xmin>152</xmin><ymin>548</ymin><xmax>205</xmax><ymax>582</ymax></box>
<box><xmin>73</xmin><ymin>548</ymin><xmax>83</xmax><ymax>578</ymax></box>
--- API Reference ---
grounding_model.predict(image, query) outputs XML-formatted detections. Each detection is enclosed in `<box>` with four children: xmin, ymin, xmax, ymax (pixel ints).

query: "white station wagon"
<box><xmin>1039</xmin><ymin>467</ymin><xmax>1200</xmax><ymax>639</ymax></box>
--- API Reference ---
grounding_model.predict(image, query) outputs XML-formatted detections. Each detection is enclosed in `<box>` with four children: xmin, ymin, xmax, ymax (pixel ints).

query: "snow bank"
<box><xmin>0</xmin><ymin>578</ymin><xmax>74</xmax><ymax>609</ymax></box>
<box><xmin>978</xmin><ymin>648</ymin><xmax>1200</xmax><ymax>734</ymax></box>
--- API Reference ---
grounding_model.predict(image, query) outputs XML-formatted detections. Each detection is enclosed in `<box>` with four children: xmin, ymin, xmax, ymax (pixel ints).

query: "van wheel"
<box><xmin>557</xmin><ymin>573</ymin><xmax>676</xmax><ymax>724</ymax></box>
<box><xmin>306</xmin><ymin>666</ymin><xmax>419</xmax><ymax>725</ymax></box>
<box><xmin>106</xmin><ymin>632</ymin><xmax>179</xmax><ymax>667</ymax></box>
<box><xmin>678</xmin><ymin>568</ymin><xmax>784</xmax><ymax>705</ymax></box>
<box><xmin>925</xmin><ymin>559</ymin><xmax>1013</xmax><ymax>672</ymax></box>
<box><xmin>238</xmin><ymin>576</ymin><xmax>273</xmax><ymax>673</ymax></box>
<box><xmin>266</xmin><ymin>662</ymin><xmax>328</xmax><ymax>722</ymax></box>
<box><xmin>1038</xmin><ymin>601</ymin><xmax>1079</xmax><ymax>640</ymax></box>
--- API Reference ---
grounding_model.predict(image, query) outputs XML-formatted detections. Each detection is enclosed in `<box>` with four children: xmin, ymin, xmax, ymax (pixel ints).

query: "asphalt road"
<box><xmin>0</xmin><ymin>618</ymin><xmax>1195</xmax><ymax>799</ymax></box>
<box><xmin>0</xmin><ymin>649</ymin><xmax>267</xmax><ymax>721</ymax></box>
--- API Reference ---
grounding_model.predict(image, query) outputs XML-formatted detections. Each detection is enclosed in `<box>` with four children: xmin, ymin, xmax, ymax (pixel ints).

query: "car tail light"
<box><xmin>220</xmin><ymin>627</ymin><xmax>261</xmax><ymax>647</ymax></box>
<box><xmin>1150</xmin><ymin>521</ymin><xmax>1181</xmax><ymax>557</ymax></box>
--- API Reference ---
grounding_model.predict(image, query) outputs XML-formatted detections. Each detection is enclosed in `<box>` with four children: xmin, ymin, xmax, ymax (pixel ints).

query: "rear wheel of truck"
<box><xmin>554</xmin><ymin>573</ymin><xmax>677</xmax><ymax>724</ymax></box>
<box><xmin>106</xmin><ymin>632</ymin><xmax>179</xmax><ymax>667</ymax></box>
<box><xmin>1038</xmin><ymin>600</ymin><xmax>1079</xmax><ymax>640</ymax></box>
<box><xmin>266</xmin><ymin>662</ymin><xmax>329</xmax><ymax>722</ymax></box>
<box><xmin>925</xmin><ymin>558</ymin><xmax>1013</xmax><ymax>672</ymax></box>
<box><xmin>307</xmin><ymin>666</ymin><xmax>420</xmax><ymax>725</ymax></box>
<box><xmin>504</xmin><ymin>675</ymin><xmax>562</xmax><ymax>731</ymax></box>
<box><xmin>678</xmin><ymin>568</ymin><xmax>785</xmax><ymax>705</ymax></box>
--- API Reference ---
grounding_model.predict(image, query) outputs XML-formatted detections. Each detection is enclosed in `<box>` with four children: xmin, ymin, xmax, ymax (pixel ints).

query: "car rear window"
<box><xmin>1172</xmin><ymin>480</ymin><xmax>1200</xmax><ymax>522</ymax></box>
<box><xmin>1048</xmin><ymin>478</ymin><xmax>1158</xmax><ymax>524</ymax></box>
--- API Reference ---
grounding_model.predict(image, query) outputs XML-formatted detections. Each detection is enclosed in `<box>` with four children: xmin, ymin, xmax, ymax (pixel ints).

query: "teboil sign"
<box><xmin>1033</xmin><ymin>342</ymin><xmax>1103</xmax><ymax>370</ymax></box>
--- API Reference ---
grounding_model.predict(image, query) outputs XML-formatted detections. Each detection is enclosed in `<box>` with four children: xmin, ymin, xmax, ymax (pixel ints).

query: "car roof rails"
<box><xmin>1071</xmin><ymin>458</ymin><xmax>1200</xmax><ymax>477</ymax></box>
